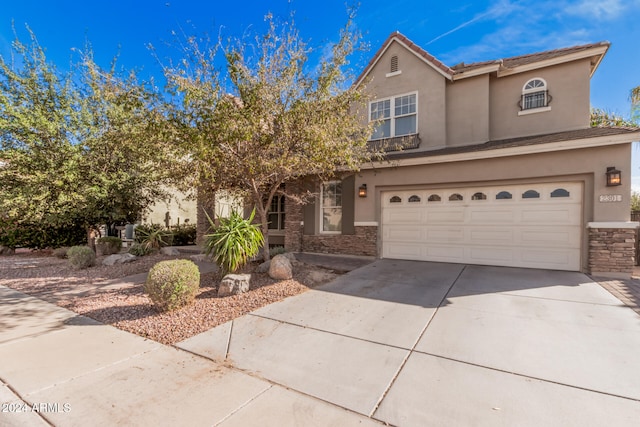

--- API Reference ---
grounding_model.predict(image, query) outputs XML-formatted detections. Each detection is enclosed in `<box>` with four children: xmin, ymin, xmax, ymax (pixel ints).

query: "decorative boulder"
<box><xmin>218</xmin><ymin>274</ymin><xmax>251</xmax><ymax>297</ymax></box>
<box><xmin>160</xmin><ymin>247</ymin><xmax>181</xmax><ymax>256</ymax></box>
<box><xmin>255</xmin><ymin>260</ymin><xmax>271</xmax><ymax>273</ymax></box>
<box><xmin>189</xmin><ymin>254</ymin><xmax>208</xmax><ymax>262</ymax></box>
<box><xmin>103</xmin><ymin>253</ymin><xmax>137</xmax><ymax>266</ymax></box>
<box><xmin>268</xmin><ymin>254</ymin><xmax>293</xmax><ymax>280</ymax></box>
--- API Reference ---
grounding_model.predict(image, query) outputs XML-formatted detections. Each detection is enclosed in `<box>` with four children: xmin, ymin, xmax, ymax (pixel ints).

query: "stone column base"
<box><xmin>587</xmin><ymin>222</ymin><xmax>639</xmax><ymax>279</ymax></box>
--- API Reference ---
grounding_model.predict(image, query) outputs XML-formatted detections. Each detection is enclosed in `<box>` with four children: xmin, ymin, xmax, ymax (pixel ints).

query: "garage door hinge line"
<box><xmin>370</xmin><ymin>265</ymin><xmax>467</xmax><ymax>418</ymax></box>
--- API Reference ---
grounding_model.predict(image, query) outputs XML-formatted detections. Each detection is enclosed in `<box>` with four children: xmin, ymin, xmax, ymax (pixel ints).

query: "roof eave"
<box><xmin>361</xmin><ymin>129</ymin><xmax>639</xmax><ymax>170</ymax></box>
<box><xmin>496</xmin><ymin>44</ymin><xmax>610</xmax><ymax>78</ymax></box>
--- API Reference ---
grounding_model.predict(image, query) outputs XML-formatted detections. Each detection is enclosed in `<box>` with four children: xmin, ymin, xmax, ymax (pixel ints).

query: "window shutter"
<box><xmin>342</xmin><ymin>175</ymin><xmax>355</xmax><ymax>235</ymax></box>
<box><xmin>303</xmin><ymin>179</ymin><xmax>316</xmax><ymax>235</ymax></box>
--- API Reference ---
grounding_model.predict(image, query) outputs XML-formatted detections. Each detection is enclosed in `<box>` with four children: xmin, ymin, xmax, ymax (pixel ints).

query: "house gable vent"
<box><xmin>386</xmin><ymin>55</ymin><xmax>401</xmax><ymax>77</ymax></box>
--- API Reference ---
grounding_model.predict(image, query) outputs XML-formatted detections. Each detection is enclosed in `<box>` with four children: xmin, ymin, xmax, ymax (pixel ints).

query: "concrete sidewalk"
<box><xmin>0</xmin><ymin>284</ymin><xmax>381</xmax><ymax>426</ymax></box>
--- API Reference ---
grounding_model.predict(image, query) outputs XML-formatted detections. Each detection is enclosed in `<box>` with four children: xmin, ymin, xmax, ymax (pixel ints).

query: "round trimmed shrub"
<box><xmin>144</xmin><ymin>259</ymin><xmax>200</xmax><ymax>312</ymax></box>
<box><xmin>67</xmin><ymin>246</ymin><xmax>96</xmax><ymax>269</ymax></box>
<box><xmin>53</xmin><ymin>247</ymin><xmax>70</xmax><ymax>259</ymax></box>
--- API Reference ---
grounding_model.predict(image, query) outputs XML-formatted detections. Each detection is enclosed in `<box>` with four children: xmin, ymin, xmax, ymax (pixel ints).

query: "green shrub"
<box><xmin>170</xmin><ymin>224</ymin><xmax>197</xmax><ymax>246</ymax></box>
<box><xmin>96</xmin><ymin>236</ymin><xmax>122</xmax><ymax>256</ymax></box>
<box><xmin>52</xmin><ymin>247</ymin><xmax>70</xmax><ymax>259</ymax></box>
<box><xmin>67</xmin><ymin>246</ymin><xmax>96</xmax><ymax>269</ymax></box>
<box><xmin>269</xmin><ymin>246</ymin><xmax>286</xmax><ymax>257</ymax></box>
<box><xmin>128</xmin><ymin>243</ymin><xmax>152</xmax><ymax>256</ymax></box>
<box><xmin>144</xmin><ymin>259</ymin><xmax>200</xmax><ymax>312</ymax></box>
<box><xmin>204</xmin><ymin>210</ymin><xmax>264</xmax><ymax>275</ymax></box>
<box><xmin>0</xmin><ymin>219</ymin><xmax>86</xmax><ymax>250</ymax></box>
<box><xmin>135</xmin><ymin>225</ymin><xmax>171</xmax><ymax>251</ymax></box>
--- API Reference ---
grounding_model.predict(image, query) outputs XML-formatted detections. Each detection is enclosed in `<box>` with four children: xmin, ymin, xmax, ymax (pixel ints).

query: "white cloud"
<box><xmin>428</xmin><ymin>0</ymin><xmax>634</xmax><ymax>66</ymax></box>
<box><xmin>565</xmin><ymin>0</ymin><xmax>625</xmax><ymax>20</ymax></box>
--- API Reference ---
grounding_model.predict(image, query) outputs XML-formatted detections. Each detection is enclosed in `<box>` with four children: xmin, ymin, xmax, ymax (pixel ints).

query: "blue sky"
<box><xmin>2</xmin><ymin>0</ymin><xmax>639</xmax><ymax>185</ymax></box>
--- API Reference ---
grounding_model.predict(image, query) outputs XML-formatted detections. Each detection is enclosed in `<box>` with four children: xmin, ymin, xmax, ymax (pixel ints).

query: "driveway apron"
<box><xmin>179</xmin><ymin>259</ymin><xmax>640</xmax><ymax>426</ymax></box>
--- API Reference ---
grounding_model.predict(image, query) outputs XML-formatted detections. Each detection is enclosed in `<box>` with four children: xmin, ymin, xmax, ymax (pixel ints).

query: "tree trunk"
<box><xmin>259</xmin><ymin>211</ymin><xmax>270</xmax><ymax>262</ymax></box>
<box><xmin>86</xmin><ymin>227</ymin><xmax>96</xmax><ymax>253</ymax></box>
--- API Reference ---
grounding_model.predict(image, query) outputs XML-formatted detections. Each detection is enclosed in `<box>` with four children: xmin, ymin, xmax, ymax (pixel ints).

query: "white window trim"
<box><xmin>518</xmin><ymin>106</ymin><xmax>551</xmax><ymax>116</ymax></box>
<box><xmin>520</xmin><ymin>77</ymin><xmax>550</xmax><ymax>113</ymax></box>
<box><xmin>369</xmin><ymin>91</ymin><xmax>419</xmax><ymax>141</ymax></box>
<box><xmin>320</xmin><ymin>181</ymin><xmax>342</xmax><ymax>234</ymax></box>
<box><xmin>386</xmin><ymin>70</ymin><xmax>402</xmax><ymax>78</ymax></box>
<box><xmin>267</xmin><ymin>194</ymin><xmax>285</xmax><ymax>235</ymax></box>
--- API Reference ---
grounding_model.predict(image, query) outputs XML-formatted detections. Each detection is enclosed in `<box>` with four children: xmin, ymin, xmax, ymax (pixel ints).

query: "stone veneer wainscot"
<box><xmin>587</xmin><ymin>222</ymin><xmax>639</xmax><ymax>279</ymax></box>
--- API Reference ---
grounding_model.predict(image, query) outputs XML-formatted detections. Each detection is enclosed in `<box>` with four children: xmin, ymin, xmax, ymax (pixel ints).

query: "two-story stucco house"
<box><xmin>281</xmin><ymin>32</ymin><xmax>640</xmax><ymax>278</ymax></box>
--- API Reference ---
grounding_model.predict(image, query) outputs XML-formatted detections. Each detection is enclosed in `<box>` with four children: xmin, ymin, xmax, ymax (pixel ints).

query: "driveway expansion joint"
<box><xmin>213</xmin><ymin>384</ymin><xmax>273</xmax><ymax>426</ymax></box>
<box><xmin>370</xmin><ymin>265</ymin><xmax>468</xmax><ymax>418</ymax></box>
<box><xmin>415</xmin><ymin>351</ymin><xmax>640</xmax><ymax>403</ymax></box>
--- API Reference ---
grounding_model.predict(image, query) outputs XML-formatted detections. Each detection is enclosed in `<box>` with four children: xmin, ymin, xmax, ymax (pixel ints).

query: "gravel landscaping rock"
<box><xmin>103</xmin><ymin>253</ymin><xmax>138</xmax><ymax>266</ymax></box>
<box><xmin>0</xmin><ymin>249</ymin><xmax>341</xmax><ymax>345</ymax></box>
<box><xmin>160</xmin><ymin>247</ymin><xmax>181</xmax><ymax>256</ymax></box>
<box><xmin>218</xmin><ymin>274</ymin><xmax>251</xmax><ymax>297</ymax></box>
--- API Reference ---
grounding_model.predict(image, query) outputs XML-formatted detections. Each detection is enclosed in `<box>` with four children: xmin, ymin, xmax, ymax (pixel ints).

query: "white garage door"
<box><xmin>381</xmin><ymin>182</ymin><xmax>582</xmax><ymax>271</ymax></box>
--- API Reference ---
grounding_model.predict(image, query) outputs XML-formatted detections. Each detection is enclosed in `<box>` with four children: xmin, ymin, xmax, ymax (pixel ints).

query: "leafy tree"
<box><xmin>631</xmin><ymin>85</ymin><xmax>640</xmax><ymax>124</ymax></box>
<box><xmin>632</xmin><ymin>191</ymin><xmax>640</xmax><ymax>212</ymax></box>
<box><xmin>0</xmin><ymin>28</ymin><xmax>181</xmax><ymax>248</ymax></box>
<box><xmin>590</xmin><ymin>108</ymin><xmax>638</xmax><ymax>127</ymax></box>
<box><xmin>163</xmin><ymin>11</ymin><xmax>374</xmax><ymax>260</ymax></box>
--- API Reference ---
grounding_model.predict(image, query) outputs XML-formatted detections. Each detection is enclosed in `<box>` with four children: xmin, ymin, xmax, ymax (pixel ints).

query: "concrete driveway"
<box><xmin>179</xmin><ymin>259</ymin><xmax>640</xmax><ymax>426</ymax></box>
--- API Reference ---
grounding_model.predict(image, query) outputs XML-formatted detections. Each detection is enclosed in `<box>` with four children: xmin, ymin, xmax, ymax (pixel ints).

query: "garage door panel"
<box><xmin>383</xmin><ymin>209</ymin><xmax>424</xmax><ymax>224</ymax></box>
<box><xmin>469</xmin><ymin>210</ymin><xmax>514</xmax><ymax>224</ymax></box>
<box><xmin>521</xmin><ymin>249</ymin><xmax>580</xmax><ymax>270</ymax></box>
<box><xmin>520</xmin><ymin>228</ymin><xmax>580</xmax><ymax>247</ymax></box>
<box><xmin>425</xmin><ymin>228</ymin><xmax>464</xmax><ymax>242</ymax></box>
<box><xmin>520</xmin><ymin>207</ymin><xmax>579</xmax><ymax>224</ymax></box>
<box><xmin>381</xmin><ymin>182</ymin><xmax>583</xmax><ymax>271</ymax></box>
<box><xmin>469</xmin><ymin>229</ymin><xmax>514</xmax><ymax>244</ymax></box>
<box><xmin>384</xmin><ymin>243</ymin><xmax>423</xmax><ymax>259</ymax></box>
<box><xmin>424</xmin><ymin>245</ymin><xmax>465</xmax><ymax>261</ymax></box>
<box><xmin>384</xmin><ymin>226</ymin><xmax>425</xmax><ymax>242</ymax></box>
<box><xmin>468</xmin><ymin>247</ymin><xmax>514</xmax><ymax>263</ymax></box>
<box><xmin>426</xmin><ymin>209</ymin><xmax>465</xmax><ymax>223</ymax></box>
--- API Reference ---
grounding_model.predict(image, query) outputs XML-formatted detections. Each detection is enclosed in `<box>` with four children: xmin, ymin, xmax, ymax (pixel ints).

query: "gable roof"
<box><xmin>354</xmin><ymin>32</ymin><xmax>455</xmax><ymax>87</ymax></box>
<box><xmin>355</xmin><ymin>32</ymin><xmax>610</xmax><ymax>86</ymax></box>
<box><xmin>452</xmin><ymin>41</ymin><xmax>610</xmax><ymax>78</ymax></box>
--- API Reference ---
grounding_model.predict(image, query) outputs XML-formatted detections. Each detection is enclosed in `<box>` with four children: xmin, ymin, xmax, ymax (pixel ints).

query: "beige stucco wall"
<box><xmin>145</xmin><ymin>189</ymin><xmax>197</xmax><ymax>226</ymax></box>
<box><xmin>146</xmin><ymin>189</ymin><xmax>243</xmax><ymax>227</ymax></box>
<box><xmin>364</xmin><ymin>40</ymin><xmax>447</xmax><ymax>150</ymax></box>
<box><xmin>489</xmin><ymin>60</ymin><xmax>591</xmax><ymax>140</ymax></box>
<box><xmin>446</xmin><ymin>75</ymin><xmax>490</xmax><ymax>146</ymax></box>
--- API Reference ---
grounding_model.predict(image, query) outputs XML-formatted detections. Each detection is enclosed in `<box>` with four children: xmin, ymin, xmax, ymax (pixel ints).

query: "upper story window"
<box><xmin>321</xmin><ymin>181</ymin><xmax>342</xmax><ymax>233</ymax></box>
<box><xmin>520</xmin><ymin>78</ymin><xmax>551</xmax><ymax>112</ymax></box>
<box><xmin>370</xmin><ymin>92</ymin><xmax>417</xmax><ymax>140</ymax></box>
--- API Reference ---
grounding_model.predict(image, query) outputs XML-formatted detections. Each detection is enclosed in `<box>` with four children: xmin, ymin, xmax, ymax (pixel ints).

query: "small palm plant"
<box><xmin>203</xmin><ymin>209</ymin><xmax>264</xmax><ymax>275</ymax></box>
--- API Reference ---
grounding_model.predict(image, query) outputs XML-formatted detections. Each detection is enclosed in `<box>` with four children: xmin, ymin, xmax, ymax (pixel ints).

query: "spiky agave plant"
<box><xmin>203</xmin><ymin>209</ymin><xmax>264</xmax><ymax>275</ymax></box>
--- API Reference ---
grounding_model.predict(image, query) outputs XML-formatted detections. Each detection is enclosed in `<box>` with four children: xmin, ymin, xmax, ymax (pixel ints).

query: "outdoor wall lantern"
<box><xmin>606</xmin><ymin>166</ymin><xmax>622</xmax><ymax>187</ymax></box>
<box><xmin>358</xmin><ymin>184</ymin><xmax>368</xmax><ymax>198</ymax></box>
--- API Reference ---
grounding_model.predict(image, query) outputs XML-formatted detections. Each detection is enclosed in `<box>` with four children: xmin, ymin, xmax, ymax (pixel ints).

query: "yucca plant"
<box><xmin>203</xmin><ymin>209</ymin><xmax>264</xmax><ymax>275</ymax></box>
<box><xmin>136</xmin><ymin>227</ymin><xmax>171</xmax><ymax>252</ymax></box>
